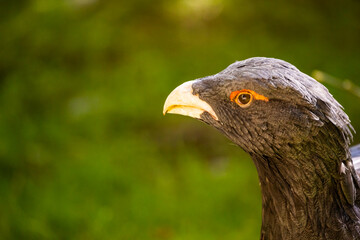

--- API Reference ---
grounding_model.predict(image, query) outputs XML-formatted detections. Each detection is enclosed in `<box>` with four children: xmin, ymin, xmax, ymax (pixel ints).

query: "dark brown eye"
<box><xmin>235</xmin><ymin>92</ymin><xmax>253</xmax><ymax>107</ymax></box>
<box><xmin>238</xmin><ymin>93</ymin><xmax>251</xmax><ymax>105</ymax></box>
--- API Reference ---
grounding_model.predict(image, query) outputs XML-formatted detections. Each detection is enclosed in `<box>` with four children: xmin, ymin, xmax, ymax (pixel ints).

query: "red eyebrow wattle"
<box><xmin>230</xmin><ymin>89</ymin><xmax>269</xmax><ymax>102</ymax></box>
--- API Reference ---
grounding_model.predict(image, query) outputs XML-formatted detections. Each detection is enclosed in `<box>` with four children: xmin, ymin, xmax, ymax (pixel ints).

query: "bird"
<box><xmin>163</xmin><ymin>57</ymin><xmax>360</xmax><ymax>240</ymax></box>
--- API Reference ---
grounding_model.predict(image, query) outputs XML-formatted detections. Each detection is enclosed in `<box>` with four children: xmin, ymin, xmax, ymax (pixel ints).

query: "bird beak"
<box><xmin>163</xmin><ymin>80</ymin><xmax>219</xmax><ymax>120</ymax></box>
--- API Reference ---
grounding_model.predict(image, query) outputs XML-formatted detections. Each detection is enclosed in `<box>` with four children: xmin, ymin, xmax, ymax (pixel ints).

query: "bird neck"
<box><xmin>250</xmin><ymin>147</ymin><xmax>360</xmax><ymax>239</ymax></box>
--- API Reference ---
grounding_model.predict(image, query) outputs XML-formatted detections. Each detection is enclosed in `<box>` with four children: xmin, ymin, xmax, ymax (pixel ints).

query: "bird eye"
<box><xmin>235</xmin><ymin>93</ymin><xmax>253</xmax><ymax>107</ymax></box>
<box><xmin>230</xmin><ymin>89</ymin><xmax>268</xmax><ymax>108</ymax></box>
<box><xmin>238</xmin><ymin>93</ymin><xmax>251</xmax><ymax>104</ymax></box>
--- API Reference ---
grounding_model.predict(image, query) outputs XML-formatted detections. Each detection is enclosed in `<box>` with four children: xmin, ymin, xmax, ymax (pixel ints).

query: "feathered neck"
<box><xmin>249</xmin><ymin>130</ymin><xmax>360</xmax><ymax>240</ymax></box>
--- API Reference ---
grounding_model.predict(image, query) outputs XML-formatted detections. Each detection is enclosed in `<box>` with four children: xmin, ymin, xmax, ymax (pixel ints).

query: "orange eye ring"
<box><xmin>230</xmin><ymin>89</ymin><xmax>268</xmax><ymax>108</ymax></box>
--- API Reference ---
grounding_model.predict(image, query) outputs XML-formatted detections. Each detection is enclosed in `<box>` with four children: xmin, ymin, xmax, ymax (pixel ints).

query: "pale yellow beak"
<box><xmin>163</xmin><ymin>80</ymin><xmax>218</xmax><ymax>120</ymax></box>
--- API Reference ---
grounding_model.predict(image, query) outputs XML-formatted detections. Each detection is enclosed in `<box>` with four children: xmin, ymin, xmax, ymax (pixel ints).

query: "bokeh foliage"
<box><xmin>1</xmin><ymin>0</ymin><xmax>360</xmax><ymax>239</ymax></box>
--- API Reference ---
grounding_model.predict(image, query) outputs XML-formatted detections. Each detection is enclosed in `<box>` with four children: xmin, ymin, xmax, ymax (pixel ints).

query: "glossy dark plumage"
<box><xmin>164</xmin><ymin>57</ymin><xmax>360</xmax><ymax>240</ymax></box>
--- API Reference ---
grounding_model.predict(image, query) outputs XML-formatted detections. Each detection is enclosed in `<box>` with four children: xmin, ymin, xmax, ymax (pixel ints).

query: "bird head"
<box><xmin>164</xmin><ymin>57</ymin><xmax>353</xmax><ymax>158</ymax></box>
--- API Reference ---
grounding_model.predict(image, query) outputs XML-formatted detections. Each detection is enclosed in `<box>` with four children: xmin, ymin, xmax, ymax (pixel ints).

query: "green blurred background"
<box><xmin>1</xmin><ymin>0</ymin><xmax>360</xmax><ymax>239</ymax></box>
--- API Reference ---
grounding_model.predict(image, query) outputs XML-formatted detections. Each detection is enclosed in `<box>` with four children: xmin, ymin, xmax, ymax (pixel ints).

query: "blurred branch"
<box><xmin>312</xmin><ymin>70</ymin><xmax>360</xmax><ymax>98</ymax></box>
